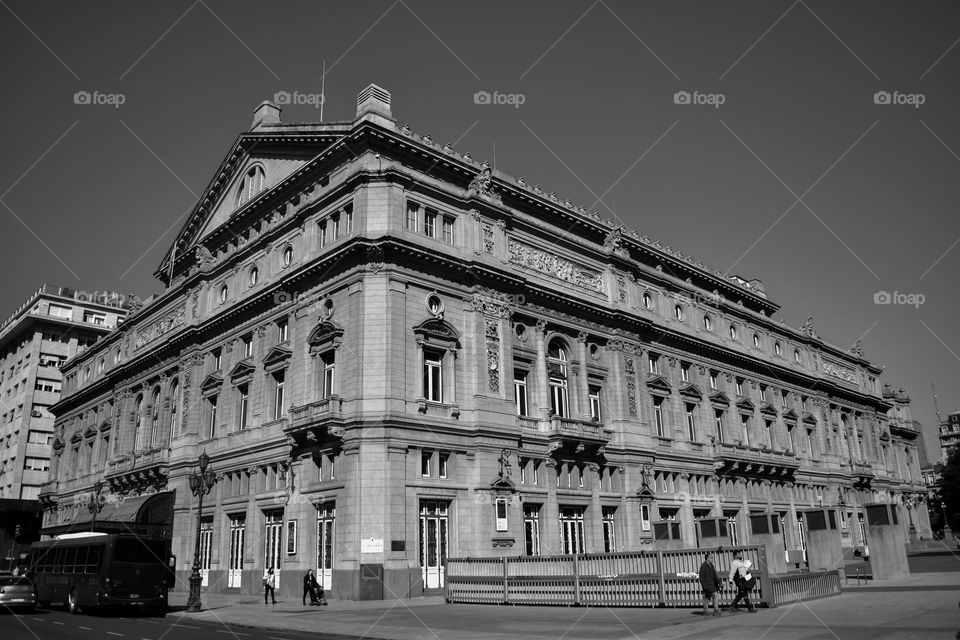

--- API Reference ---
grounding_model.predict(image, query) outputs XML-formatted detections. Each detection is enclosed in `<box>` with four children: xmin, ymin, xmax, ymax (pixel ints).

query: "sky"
<box><xmin>1</xmin><ymin>0</ymin><xmax>957</xmax><ymax>462</ymax></box>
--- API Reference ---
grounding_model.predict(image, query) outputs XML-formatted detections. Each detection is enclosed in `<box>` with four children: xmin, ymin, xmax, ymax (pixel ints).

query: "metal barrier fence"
<box><xmin>445</xmin><ymin>545</ymin><xmax>808</xmax><ymax>607</ymax></box>
<box><xmin>766</xmin><ymin>570</ymin><xmax>842</xmax><ymax>606</ymax></box>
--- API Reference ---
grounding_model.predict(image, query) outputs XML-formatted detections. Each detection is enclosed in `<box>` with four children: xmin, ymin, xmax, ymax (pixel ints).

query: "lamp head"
<box><xmin>198</xmin><ymin>451</ymin><xmax>210</xmax><ymax>472</ymax></box>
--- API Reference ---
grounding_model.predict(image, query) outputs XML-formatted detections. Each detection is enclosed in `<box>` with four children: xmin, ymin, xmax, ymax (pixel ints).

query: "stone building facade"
<box><xmin>41</xmin><ymin>85</ymin><xmax>929</xmax><ymax>600</ymax></box>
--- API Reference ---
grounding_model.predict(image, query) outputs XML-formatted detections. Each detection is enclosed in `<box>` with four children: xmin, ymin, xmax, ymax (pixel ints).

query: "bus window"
<box><xmin>75</xmin><ymin>547</ymin><xmax>89</xmax><ymax>572</ymax></box>
<box><xmin>53</xmin><ymin>547</ymin><xmax>65</xmax><ymax>573</ymax></box>
<box><xmin>86</xmin><ymin>546</ymin><xmax>103</xmax><ymax>573</ymax></box>
<box><xmin>113</xmin><ymin>539</ymin><xmax>167</xmax><ymax>563</ymax></box>
<box><xmin>64</xmin><ymin>547</ymin><xmax>78</xmax><ymax>573</ymax></box>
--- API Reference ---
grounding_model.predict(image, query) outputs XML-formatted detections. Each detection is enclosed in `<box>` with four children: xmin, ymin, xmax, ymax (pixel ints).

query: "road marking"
<box><xmin>216</xmin><ymin>631</ymin><xmax>248</xmax><ymax>635</ymax></box>
<box><xmin>107</xmin><ymin>632</ymin><xmax>124</xmax><ymax>636</ymax></box>
<box><xmin>172</xmin><ymin>625</ymin><xmax>200</xmax><ymax>629</ymax></box>
<box><xmin>269</xmin><ymin>637</ymin><xmax>290</xmax><ymax>640</ymax></box>
<box><xmin>32</xmin><ymin>617</ymin><xmax>43</xmax><ymax>621</ymax></box>
<box><xmin>79</xmin><ymin>626</ymin><xmax>93</xmax><ymax>630</ymax></box>
<box><xmin>52</xmin><ymin>621</ymin><xmax>65</xmax><ymax>625</ymax></box>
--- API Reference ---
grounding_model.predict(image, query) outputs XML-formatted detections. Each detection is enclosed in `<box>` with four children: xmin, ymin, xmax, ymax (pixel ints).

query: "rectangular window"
<box><xmin>421</xmin><ymin>451</ymin><xmax>431</xmax><ymax>477</ymax></box>
<box><xmin>48</xmin><ymin>304</ymin><xmax>72</xmax><ymax>319</ymax></box>
<box><xmin>439</xmin><ymin>453</ymin><xmax>448</xmax><ymax>478</ymax></box>
<box><xmin>273</xmin><ymin>372</ymin><xmax>286</xmax><ymax>420</ymax></box>
<box><xmin>654</xmin><ymin>397</ymin><xmax>665</xmax><ymax>437</ymax></box>
<box><xmin>322</xmin><ymin>352</ymin><xmax>335</xmax><ymax>398</ymax></box>
<box><xmin>680</xmin><ymin>363</ymin><xmax>690</xmax><ymax>382</ymax></box>
<box><xmin>237</xmin><ymin>385</ymin><xmax>249</xmax><ymax>430</ymax></box>
<box><xmin>640</xmin><ymin>504</ymin><xmax>651</xmax><ymax>532</ymax></box>
<box><xmin>423</xmin><ymin>349</ymin><xmax>443</xmax><ymax>402</ymax></box>
<box><xmin>406</xmin><ymin>202</ymin><xmax>419</xmax><ymax>231</ymax></box>
<box><xmin>685</xmin><ymin>403</ymin><xmax>697</xmax><ymax>441</ymax></box>
<box><xmin>424</xmin><ymin>209</ymin><xmax>437</xmax><ymax>238</ymax></box>
<box><xmin>807</xmin><ymin>429</ymin><xmax>816</xmax><ymax>458</ymax></box>
<box><xmin>83</xmin><ymin>311</ymin><xmax>106</xmax><ymax>325</ymax></box>
<box><xmin>277</xmin><ymin>319</ymin><xmax>288</xmax><ymax>343</ymax></box>
<box><xmin>344</xmin><ymin>205</ymin><xmax>354</xmax><ymax>234</ymax></box>
<box><xmin>602</xmin><ymin>507</ymin><xmax>617</xmax><ymax>553</ymax></box>
<box><xmin>589</xmin><ymin>385</ymin><xmax>602</xmax><ymax>422</ymax></box>
<box><xmin>441</xmin><ymin>216</ymin><xmax>454</xmax><ymax>244</ymax></box>
<box><xmin>319</xmin><ymin>221</ymin><xmax>328</xmax><ymax>247</ymax></box>
<box><xmin>27</xmin><ymin>430</ymin><xmax>52</xmax><ymax>445</ymax></box>
<box><xmin>243</xmin><ymin>335</ymin><xmax>253</xmax><ymax>358</ymax></box>
<box><xmin>332</xmin><ymin>214</ymin><xmax>341</xmax><ymax>240</ymax></box>
<box><xmin>514</xmin><ymin>370</ymin><xmax>528</xmax><ymax>416</ymax></box>
<box><xmin>764</xmin><ymin>419</ymin><xmax>773</xmax><ymax>448</ymax></box>
<box><xmin>523</xmin><ymin>504</ymin><xmax>541</xmax><ymax>555</ymax></box>
<box><xmin>709</xmin><ymin>372</ymin><xmax>718</xmax><ymax>390</ymax></box>
<box><xmin>213</xmin><ymin>348</ymin><xmax>222</xmax><ymax>371</ymax></box>
<box><xmin>495</xmin><ymin>498</ymin><xmax>508</xmax><ymax>532</ymax></box>
<box><xmin>715</xmin><ymin>409</ymin><xmax>725</xmax><ymax>442</ymax></box>
<box><xmin>208</xmin><ymin>395</ymin><xmax>218</xmax><ymax>437</ymax></box>
<box><xmin>648</xmin><ymin>353</ymin><xmax>660</xmax><ymax>374</ymax></box>
<box><xmin>23</xmin><ymin>457</ymin><xmax>50</xmax><ymax>471</ymax></box>
<box><xmin>736</xmin><ymin>378</ymin><xmax>744</xmax><ymax>396</ymax></box>
<box><xmin>781</xmin><ymin>390</ymin><xmax>789</xmax><ymax>408</ymax></box>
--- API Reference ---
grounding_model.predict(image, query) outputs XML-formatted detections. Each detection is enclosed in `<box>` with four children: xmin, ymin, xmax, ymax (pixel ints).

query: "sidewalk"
<box><xmin>168</xmin><ymin>572</ymin><xmax>960</xmax><ymax>640</ymax></box>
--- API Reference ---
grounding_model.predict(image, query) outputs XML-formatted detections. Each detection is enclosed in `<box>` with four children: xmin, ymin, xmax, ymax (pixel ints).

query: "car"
<box><xmin>0</xmin><ymin>575</ymin><xmax>37</xmax><ymax>612</ymax></box>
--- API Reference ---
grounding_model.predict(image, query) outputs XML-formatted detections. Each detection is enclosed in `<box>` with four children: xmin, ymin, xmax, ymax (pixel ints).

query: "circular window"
<box><xmin>589</xmin><ymin>343</ymin><xmax>600</xmax><ymax>359</ymax></box>
<box><xmin>729</xmin><ymin>324</ymin><xmax>738</xmax><ymax>340</ymax></box>
<box><xmin>282</xmin><ymin>245</ymin><xmax>293</xmax><ymax>267</ymax></box>
<box><xmin>249</xmin><ymin>265</ymin><xmax>259</xmax><ymax>286</ymax></box>
<box><xmin>219</xmin><ymin>284</ymin><xmax>228</xmax><ymax>303</ymax></box>
<box><xmin>426</xmin><ymin>293</ymin><xmax>444</xmax><ymax>317</ymax></box>
<box><xmin>642</xmin><ymin>292</ymin><xmax>653</xmax><ymax>310</ymax></box>
<box><xmin>775</xmin><ymin>341</ymin><xmax>782</xmax><ymax>356</ymax></box>
<box><xmin>703</xmin><ymin>315</ymin><xmax>712</xmax><ymax>331</ymax></box>
<box><xmin>794</xmin><ymin>349</ymin><xmax>801</xmax><ymax>363</ymax></box>
<box><xmin>674</xmin><ymin>305</ymin><xmax>684</xmax><ymax>321</ymax></box>
<box><xmin>753</xmin><ymin>333</ymin><xmax>760</xmax><ymax>348</ymax></box>
<box><xmin>514</xmin><ymin>323</ymin><xmax>528</xmax><ymax>341</ymax></box>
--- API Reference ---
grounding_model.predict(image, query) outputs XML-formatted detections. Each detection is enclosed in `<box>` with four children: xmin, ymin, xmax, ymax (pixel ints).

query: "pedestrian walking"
<box><xmin>303</xmin><ymin>569</ymin><xmax>323</xmax><ymax>606</ymax></box>
<box><xmin>727</xmin><ymin>550</ymin><xmax>757</xmax><ymax>613</ymax></box>
<box><xmin>263</xmin><ymin>566</ymin><xmax>278</xmax><ymax>605</ymax></box>
<box><xmin>699</xmin><ymin>551</ymin><xmax>723</xmax><ymax>616</ymax></box>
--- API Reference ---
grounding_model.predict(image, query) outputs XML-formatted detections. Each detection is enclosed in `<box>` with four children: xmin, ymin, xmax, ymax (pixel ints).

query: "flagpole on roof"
<box><xmin>320</xmin><ymin>59</ymin><xmax>326</xmax><ymax>121</ymax></box>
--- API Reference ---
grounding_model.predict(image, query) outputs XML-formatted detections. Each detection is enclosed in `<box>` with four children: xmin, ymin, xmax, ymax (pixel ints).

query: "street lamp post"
<box><xmin>88</xmin><ymin>480</ymin><xmax>104</xmax><ymax>532</ymax></box>
<box><xmin>186</xmin><ymin>451</ymin><xmax>217</xmax><ymax>613</ymax></box>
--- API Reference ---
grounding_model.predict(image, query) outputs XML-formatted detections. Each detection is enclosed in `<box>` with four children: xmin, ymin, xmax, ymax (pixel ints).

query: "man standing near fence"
<box><xmin>699</xmin><ymin>551</ymin><xmax>723</xmax><ymax>616</ymax></box>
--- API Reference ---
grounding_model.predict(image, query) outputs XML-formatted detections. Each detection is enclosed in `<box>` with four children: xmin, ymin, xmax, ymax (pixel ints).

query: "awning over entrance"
<box><xmin>42</xmin><ymin>491</ymin><xmax>174</xmax><ymax>538</ymax></box>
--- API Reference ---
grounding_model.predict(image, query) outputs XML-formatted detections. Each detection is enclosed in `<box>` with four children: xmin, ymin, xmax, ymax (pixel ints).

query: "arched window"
<box><xmin>150</xmin><ymin>387</ymin><xmax>161</xmax><ymax>447</ymax></box>
<box><xmin>134</xmin><ymin>394</ymin><xmax>144</xmax><ymax>450</ymax></box>
<box><xmin>547</xmin><ymin>338</ymin><xmax>570</xmax><ymax>418</ymax></box>
<box><xmin>170</xmin><ymin>379</ymin><xmax>180</xmax><ymax>437</ymax></box>
<box><xmin>235</xmin><ymin>165</ymin><xmax>266</xmax><ymax>208</ymax></box>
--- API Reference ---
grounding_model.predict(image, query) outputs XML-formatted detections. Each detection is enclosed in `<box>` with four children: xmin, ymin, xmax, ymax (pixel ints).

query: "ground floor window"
<box><xmin>317</xmin><ymin>502</ymin><xmax>335</xmax><ymax>591</ymax></box>
<box><xmin>228</xmin><ymin>514</ymin><xmax>245</xmax><ymax>588</ymax></box>
<box><xmin>559</xmin><ymin>506</ymin><xmax>585</xmax><ymax>555</ymax></box>
<box><xmin>419</xmin><ymin>500</ymin><xmax>449</xmax><ymax>589</ymax></box>
<box><xmin>199</xmin><ymin>517</ymin><xmax>213</xmax><ymax>587</ymax></box>
<box><xmin>264</xmin><ymin>510</ymin><xmax>283</xmax><ymax>578</ymax></box>
<box><xmin>602</xmin><ymin>507</ymin><xmax>616</xmax><ymax>553</ymax></box>
<box><xmin>523</xmin><ymin>504</ymin><xmax>541</xmax><ymax>556</ymax></box>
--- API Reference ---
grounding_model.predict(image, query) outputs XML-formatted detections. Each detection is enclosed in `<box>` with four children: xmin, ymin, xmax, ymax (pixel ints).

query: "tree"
<box><xmin>938</xmin><ymin>447</ymin><xmax>960</xmax><ymax>533</ymax></box>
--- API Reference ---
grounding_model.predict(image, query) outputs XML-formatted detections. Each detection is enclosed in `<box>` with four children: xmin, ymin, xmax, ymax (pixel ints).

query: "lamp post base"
<box><xmin>186</xmin><ymin>572</ymin><xmax>203</xmax><ymax>612</ymax></box>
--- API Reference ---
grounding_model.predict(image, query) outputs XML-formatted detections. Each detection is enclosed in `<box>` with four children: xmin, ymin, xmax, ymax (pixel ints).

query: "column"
<box><xmin>575</xmin><ymin>332</ymin><xmax>590</xmax><ymax>420</ymax></box>
<box><xmin>678</xmin><ymin>473</ymin><xmax>696</xmax><ymax>547</ymax></box>
<box><xmin>785</xmin><ymin>483</ymin><xmax>798</xmax><ymax>550</ymax></box>
<box><xmin>534</xmin><ymin>320</ymin><xmax>550</xmax><ymax>418</ymax></box>
<box><xmin>542</xmin><ymin>459</ymin><xmax>560</xmax><ymax>554</ymax></box>
<box><xmin>588</xmin><ymin>463</ymin><xmax>603</xmax><ymax>552</ymax></box>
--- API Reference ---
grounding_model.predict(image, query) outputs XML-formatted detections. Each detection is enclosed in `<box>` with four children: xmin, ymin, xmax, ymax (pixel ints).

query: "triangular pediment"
<box><xmin>736</xmin><ymin>397</ymin><xmax>756</xmax><ymax>412</ymax></box>
<box><xmin>760</xmin><ymin>402</ymin><xmax>779</xmax><ymax>417</ymax></box>
<box><xmin>263</xmin><ymin>345</ymin><xmax>293</xmax><ymax>368</ymax></box>
<box><xmin>157</xmin><ymin>128</ymin><xmax>348</xmax><ymax>281</ymax></box>
<box><xmin>83</xmin><ymin>426</ymin><xmax>97</xmax><ymax>438</ymax></box>
<box><xmin>645</xmin><ymin>374</ymin><xmax>672</xmax><ymax>395</ymax></box>
<box><xmin>228</xmin><ymin>358</ymin><xmax>256</xmax><ymax>380</ymax></box>
<box><xmin>782</xmin><ymin>409</ymin><xmax>799</xmax><ymax>422</ymax></box>
<box><xmin>802</xmin><ymin>412</ymin><xmax>818</xmax><ymax>426</ymax></box>
<box><xmin>709</xmin><ymin>390</ymin><xmax>731</xmax><ymax>406</ymax></box>
<box><xmin>70</xmin><ymin>432</ymin><xmax>82</xmax><ymax>444</ymax></box>
<box><xmin>201</xmin><ymin>372</ymin><xmax>224</xmax><ymax>393</ymax></box>
<box><xmin>679</xmin><ymin>382</ymin><xmax>702</xmax><ymax>400</ymax></box>
<box><xmin>99</xmin><ymin>420</ymin><xmax>112</xmax><ymax>432</ymax></box>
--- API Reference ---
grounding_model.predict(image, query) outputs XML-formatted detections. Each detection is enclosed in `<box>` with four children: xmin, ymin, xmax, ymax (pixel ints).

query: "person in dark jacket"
<box><xmin>303</xmin><ymin>569</ymin><xmax>317</xmax><ymax>606</ymax></box>
<box><xmin>698</xmin><ymin>551</ymin><xmax>723</xmax><ymax>616</ymax></box>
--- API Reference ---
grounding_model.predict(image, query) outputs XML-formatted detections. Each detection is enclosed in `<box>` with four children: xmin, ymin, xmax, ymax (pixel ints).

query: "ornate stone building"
<box><xmin>41</xmin><ymin>85</ymin><xmax>929</xmax><ymax>600</ymax></box>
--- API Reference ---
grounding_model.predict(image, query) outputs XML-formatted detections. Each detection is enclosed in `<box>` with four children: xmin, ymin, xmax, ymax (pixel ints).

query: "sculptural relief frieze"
<box><xmin>507</xmin><ymin>240</ymin><xmax>604</xmax><ymax>295</ymax></box>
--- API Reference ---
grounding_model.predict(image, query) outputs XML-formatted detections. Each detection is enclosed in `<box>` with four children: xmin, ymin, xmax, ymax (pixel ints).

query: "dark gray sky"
<box><xmin>2</xmin><ymin>1</ymin><xmax>957</xmax><ymax>462</ymax></box>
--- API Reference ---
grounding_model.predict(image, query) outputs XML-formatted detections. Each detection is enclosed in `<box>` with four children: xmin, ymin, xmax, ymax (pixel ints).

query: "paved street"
<box><xmin>1</xmin><ymin>571</ymin><xmax>957</xmax><ymax>640</ymax></box>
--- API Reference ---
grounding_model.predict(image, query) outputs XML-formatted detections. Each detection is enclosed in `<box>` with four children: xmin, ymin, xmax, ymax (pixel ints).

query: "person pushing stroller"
<box><xmin>302</xmin><ymin>569</ymin><xmax>327</xmax><ymax>606</ymax></box>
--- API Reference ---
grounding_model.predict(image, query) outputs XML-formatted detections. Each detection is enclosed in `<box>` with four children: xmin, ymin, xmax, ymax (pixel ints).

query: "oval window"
<box><xmin>219</xmin><ymin>284</ymin><xmax>228</xmax><ymax>303</ymax></box>
<box><xmin>674</xmin><ymin>305</ymin><xmax>684</xmax><ymax>321</ymax></box>
<box><xmin>642</xmin><ymin>292</ymin><xmax>653</xmax><ymax>310</ymax></box>
<box><xmin>282</xmin><ymin>245</ymin><xmax>293</xmax><ymax>267</ymax></box>
<box><xmin>703</xmin><ymin>315</ymin><xmax>712</xmax><ymax>331</ymax></box>
<box><xmin>249</xmin><ymin>266</ymin><xmax>259</xmax><ymax>286</ymax></box>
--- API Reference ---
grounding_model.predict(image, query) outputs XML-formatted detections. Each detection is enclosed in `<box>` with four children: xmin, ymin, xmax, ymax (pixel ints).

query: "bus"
<box><xmin>29</xmin><ymin>532</ymin><xmax>174</xmax><ymax>614</ymax></box>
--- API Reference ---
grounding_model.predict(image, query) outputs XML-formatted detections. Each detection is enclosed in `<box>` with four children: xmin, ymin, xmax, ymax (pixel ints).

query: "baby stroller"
<box><xmin>308</xmin><ymin>581</ymin><xmax>327</xmax><ymax>606</ymax></box>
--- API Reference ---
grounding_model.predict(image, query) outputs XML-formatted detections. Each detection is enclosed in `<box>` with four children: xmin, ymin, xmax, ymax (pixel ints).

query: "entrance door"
<box><xmin>796</xmin><ymin>512</ymin><xmax>807</xmax><ymax>562</ymax></box>
<box><xmin>316</xmin><ymin>502</ymin><xmax>335</xmax><ymax>591</ymax></box>
<box><xmin>559</xmin><ymin>506</ymin><xmax>585</xmax><ymax>555</ymax></box>
<box><xmin>228</xmin><ymin>515</ymin><xmax>245</xmax><ymax>588</ymax></box>
<box><xmin>199</xmin><ymin>517</ymin><xmax>213</xmax><ymax>587</ymax></box>
<box><xmin>264</xmin><ymin>510</ymin><xmax>283</xmax><ymax>583</ymax></box>
<box><xmin>419</xmin><ymin>501</ymin><xmax>448</xmax><ymax>590</ymax></box>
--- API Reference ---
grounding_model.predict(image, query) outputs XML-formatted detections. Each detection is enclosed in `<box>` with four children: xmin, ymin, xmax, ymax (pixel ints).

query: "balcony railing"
<box><xmin>714</xmin><ymin>442</ymin><xmax>799</xmax><ymax>480</ymax></box>
<box><xmin>288</xmin><ymin>396</ymin><xmax>342</xmax><ymax>428</ymax></box>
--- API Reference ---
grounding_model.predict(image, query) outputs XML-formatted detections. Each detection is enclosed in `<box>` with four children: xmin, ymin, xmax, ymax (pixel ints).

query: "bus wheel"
<box><xmin>68</xmin><ymin>589</ymin><xmax>80</xmax><ymax>615</ymax></box>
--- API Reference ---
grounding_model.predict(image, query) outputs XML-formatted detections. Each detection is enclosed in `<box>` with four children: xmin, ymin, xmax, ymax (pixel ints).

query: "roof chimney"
<box><xmin>252</xmin><ymin>100</ymin><xmax>281</xmax><ymax>128</ymax></box>
<box><xmin>356</xmin><ymin>84</ymin><xmax>392</xmax><ymax>119</ymax></box>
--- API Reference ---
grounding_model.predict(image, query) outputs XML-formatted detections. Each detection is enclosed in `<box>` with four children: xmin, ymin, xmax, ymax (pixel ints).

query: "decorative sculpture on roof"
<box><xmin>195</xmin><ymin>245</ymin><xmax>215</xmax><ymax>269</ymax></box>
<box><xmin>850</xmin><ymin>339</ymin><xmax>863</xmax><ymax>358</ymax></box>
<box><xmin>468</xmin><ymin>162</ymin><xmax>494</xmax><ymax>200</ymax></box>
<box><xmin>497</xmin><ymin>449</ymin><xmax>512</xmax><ymax>479</ymax></box>
<box><xmin>800</xmin><ymin>316</ymin><xmax>816</xmax><ymax>338</ymax></box>
<box><xmin>602</xmin><ymin>226</ymin><xmax>630</xmax><ymax>259</ymax></box>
